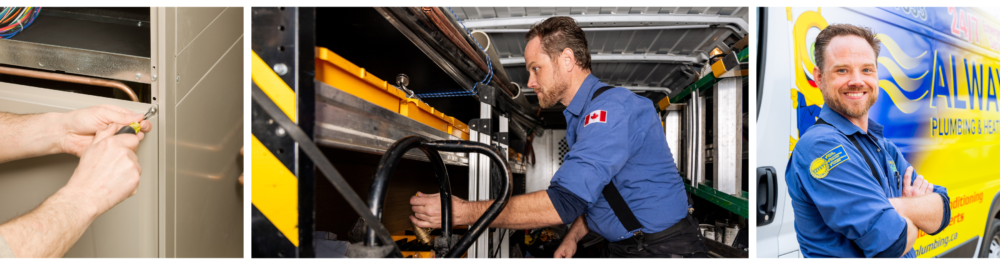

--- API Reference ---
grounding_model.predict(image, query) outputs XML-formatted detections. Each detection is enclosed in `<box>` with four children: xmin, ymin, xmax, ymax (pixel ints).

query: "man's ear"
<box><xmin>562</xmin><ymin>48</ymin><xmax>575</xmax><ymax>71</ymax></box>
<box><xmin>812</xmin><ymin>66</ymin><xmax>823</xmax><ymax>89</ymax></box>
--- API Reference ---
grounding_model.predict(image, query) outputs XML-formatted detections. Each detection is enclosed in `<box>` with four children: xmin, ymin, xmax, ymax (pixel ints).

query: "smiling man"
<box><xmin>409</xmin><ymin>16</ymin><xmax>707</xmax><ymax>258</ymax></box>
<box><xmin>785</xmin><ymin>24</ymin><xmax>951</xmax><ymax>258</ymax></box>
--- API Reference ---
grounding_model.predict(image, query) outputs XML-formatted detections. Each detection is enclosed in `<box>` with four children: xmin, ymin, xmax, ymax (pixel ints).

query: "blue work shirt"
<box><xmin>786</xmin><ymin>106</ymin><xmax>950</xmax><ymax>258</ymax></box>
<box><xmin>545</xmin><ymin>74</ymin><xmax>688</xmax><ymax>242</ymax></box>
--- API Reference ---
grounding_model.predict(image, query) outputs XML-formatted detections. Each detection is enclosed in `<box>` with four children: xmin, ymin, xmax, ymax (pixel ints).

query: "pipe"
<box><xmin>365</xmin><ymin>136</ymin><xmax>453</xmax><ymax>256</ymax></box>
<box><xmin>470</xmin><ymin>30</ymin><xmax>514</xmax><ymax>92</ymax></box>
<box><xmin>0</xmin><ymin>65</ymin><xmax>139</xmax><ymax>102</ymax></box>
<box><xmin>421</xmin><ymin>7</ymin><xmax>514</xmax><ymax>97</ymax></box>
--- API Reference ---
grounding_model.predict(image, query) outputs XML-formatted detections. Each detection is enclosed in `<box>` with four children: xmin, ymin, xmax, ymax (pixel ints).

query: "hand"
<box><xmin>59</xmin><ymin>105</ymin><xmax>151</xmax><ymax>156</ymax></box>
<box><xmin>553</xmin><ymin>240</ymin><xmax>577</xmax><ymax>258</ymax></box>
<box><xmin>901</xmin><ymin>166</ymin><xmax>934</xmax><ymax>197</ymax></box>
<box><xmin>62</xmin><ymin>124</ymin><xmax>143</xmax><ymax>217</ymax></box>
<box><xmin>410</xmin><ymin>192</ymin><xmax>466</xmax><ymax>228</ymax></box>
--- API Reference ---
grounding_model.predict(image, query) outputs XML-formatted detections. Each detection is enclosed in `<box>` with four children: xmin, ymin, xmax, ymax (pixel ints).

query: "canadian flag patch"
<box><xmin>584</xmin><ymin>110</ymin><xmax>607</xmax><ymax>127</ymax></box>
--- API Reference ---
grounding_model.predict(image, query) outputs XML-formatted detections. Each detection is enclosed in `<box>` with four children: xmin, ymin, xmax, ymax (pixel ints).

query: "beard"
<box><xmin>821</xmin><ymin>80</ymin><xmax>877</xmax><ymax>119</ymax></box>
<box><xmin>535</xmin><ymin>65</ymin><xmax>569</xmax><ymax>108</ymax></box>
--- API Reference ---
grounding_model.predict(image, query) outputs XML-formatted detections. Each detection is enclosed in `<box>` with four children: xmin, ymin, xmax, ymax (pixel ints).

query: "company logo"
<box><xmin>811</xmin><ymin>145</ymin><xmax>850</xmax><ymax>179</ymax></box>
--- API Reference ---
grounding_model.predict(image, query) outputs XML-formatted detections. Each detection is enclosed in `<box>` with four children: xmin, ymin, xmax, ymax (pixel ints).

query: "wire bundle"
<box><xmin>0</xmin><ymin>7</ymin><xmax>41</xmax><ymax>39</ymax></box>
<box><xmin>414</xmin><ymin>7</ymin><xmax>494</xmax><ymax>99</ymax></box>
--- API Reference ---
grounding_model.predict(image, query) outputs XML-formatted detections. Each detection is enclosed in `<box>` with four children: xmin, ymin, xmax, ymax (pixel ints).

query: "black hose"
<box><xmin>363</xmin><ymin>137</ymin><xmax>511</xmax><ymax>258</ymax></box>
<box><xmin>423</xmin><ymin>140</ymin><xmax>512</xmax><ymax>258</ymax></box>
<box><xmin>364</xmin><ymin>136</ymin><xmax>453</xmax><ymax>257</ymax></box>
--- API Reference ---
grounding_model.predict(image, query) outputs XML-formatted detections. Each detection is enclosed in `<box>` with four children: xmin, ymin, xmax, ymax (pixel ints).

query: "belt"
<box><xmin>614</xmin><ymin>214</ymin><xmax>695</xmax><ymax>250</ymax></box>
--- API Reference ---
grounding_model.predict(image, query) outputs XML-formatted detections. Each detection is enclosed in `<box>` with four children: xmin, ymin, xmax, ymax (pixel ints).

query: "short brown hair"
<box><xmin>525</xmin><ymin>16</ymin><xmax>591</xmax><ymax>71</ymax></box>
<box><xmin>814</xmin><ymin>24</ymin><xmax>881</xmax><ymax>71</ymax></box>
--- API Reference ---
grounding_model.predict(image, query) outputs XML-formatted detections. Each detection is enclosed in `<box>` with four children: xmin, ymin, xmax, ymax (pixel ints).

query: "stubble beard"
<box><xmin>537</xmin><ymin>65</ymin><xmax>568</xmax><ymax>108</ymax></box>
<box><xmin>820</xmin><ymin>76</ymin><xmax>877</xmax><ymax>119</ymax></box>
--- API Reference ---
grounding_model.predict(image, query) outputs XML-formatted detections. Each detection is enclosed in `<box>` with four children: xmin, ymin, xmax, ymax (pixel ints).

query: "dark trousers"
<box><xmin>603</xmin><ymin>215</ymin><xmax>709</xmax><ymax>258</ymax></box>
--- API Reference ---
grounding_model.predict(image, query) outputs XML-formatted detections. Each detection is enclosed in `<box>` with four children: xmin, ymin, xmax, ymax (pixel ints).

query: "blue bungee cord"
<box><xmin>414</xmin><ymin>7</ymin><xmax>494</xmax><ymax>98</ymax></box>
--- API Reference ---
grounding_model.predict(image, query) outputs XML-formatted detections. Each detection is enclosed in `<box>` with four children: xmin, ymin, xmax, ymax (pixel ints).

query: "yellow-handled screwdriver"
<box><xmin>115</xmin><ymin>106</ymin><xmax>157</xmax><ymax>135</ymax></box>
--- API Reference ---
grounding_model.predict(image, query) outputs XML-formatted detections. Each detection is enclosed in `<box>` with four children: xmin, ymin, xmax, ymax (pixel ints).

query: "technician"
<box><xmin>786</xmin><ymin>24</ymin><xmax>950</xmax><ymax>258</ymax></box>
<box><xmin>410</xmin><ymin>16</ymin><xmax>706</xmax><ymax>258</ymax></box>
<box><xmin>0</xmin><ymin>105</ymin><xmax>150</xmax><ymax>258</ymax></box>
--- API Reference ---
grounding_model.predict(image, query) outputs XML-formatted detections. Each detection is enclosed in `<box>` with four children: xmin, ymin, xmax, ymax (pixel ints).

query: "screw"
<box><xmin>274</xmin><ymin>63</ymin><xmax>289</xmax><ymax>76</ymax></box>
<box><xmin>176</xmin><ymin>76</ymin><xmax>180</xmax><ymax>82</ymax></box>
<box><xmin>275</xmin><ymin>127</ymin><xmax>286</xmax><ymax>137</ymax></box>
<box><xmin>138</xmin><ymin>21</ymin><xmax>142</xmax><ymax>27</ymax></box>
<box><xmin>152</xmin><ymin>74</ymin><xmax>158</xmax><ymax>81</ymax></box>
<box><xmin>136</xmin><ymin>73</ymin><xmax>142</xmax><ymax>80</ymax></box>
<box><xmin>267</xmin><ymin>119</ymin><xmax>274</xmax><ymax>125</ymax></box>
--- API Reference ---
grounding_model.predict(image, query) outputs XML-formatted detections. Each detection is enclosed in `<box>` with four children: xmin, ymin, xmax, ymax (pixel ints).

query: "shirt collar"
<box><xmin>565</xmin><ymin>74</ymin><xmax>603</xmax><ymax>116</ymax></box>
<box><xmin>818</xmin><ymin>105</ymin><xmax>884</xmax><ymax>136</ymax></box>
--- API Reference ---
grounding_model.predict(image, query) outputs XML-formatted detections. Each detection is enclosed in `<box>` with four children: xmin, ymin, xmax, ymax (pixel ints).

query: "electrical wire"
<box><xmin>0</xmin><ymin>7</ymin><xmax>41</xmax><ymax>39</ymax></box>
<box><xmin>414</xmin><ymin>7</ymin><xmax>494</xmax><ymax>98</ymax></box>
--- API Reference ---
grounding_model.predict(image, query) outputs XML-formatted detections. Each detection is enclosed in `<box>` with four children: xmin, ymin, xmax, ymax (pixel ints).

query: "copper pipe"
<box><xmin>0</xmin><ymin>65</ymin><xmax>140</xmax><ymax>102</ymax></box>
<box><xmin>421</xmin><ymin>7</ymin><xmax>513</xmax><ymax>97</ymax></box>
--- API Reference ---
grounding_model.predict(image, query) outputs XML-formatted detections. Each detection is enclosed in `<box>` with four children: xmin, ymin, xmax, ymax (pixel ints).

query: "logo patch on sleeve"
<box><xmin>584</xmin><ymin>110</ymin><xmax>607</xmax><ymax>127</ymax></box>
<box><xmin>810</xmin><ymin>145</ymin><xmax>850</xmax><ymax>179</ymax></box>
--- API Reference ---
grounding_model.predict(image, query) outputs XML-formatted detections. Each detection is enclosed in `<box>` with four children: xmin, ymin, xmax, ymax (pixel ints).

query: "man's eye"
<box><xmin>863</xmin><ymin>68</ymin><xmax>874</xmax><ymax>73</ymax></box>
<box><xmin>837</xmin><ymin>69</ymin><xmax>847</xmax><ymax>73</ymax></box>
<box><xmin>533</xmin><ymin>67</ymin><xmax>539</xmax><ymax>72</ymax></box>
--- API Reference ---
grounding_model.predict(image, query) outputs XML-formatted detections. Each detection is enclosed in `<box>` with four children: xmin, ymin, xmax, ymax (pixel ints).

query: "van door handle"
<box><xmin>757</xmin><ymin>166</ymin><xmax>778</xmax><ymax>226</ymax></box>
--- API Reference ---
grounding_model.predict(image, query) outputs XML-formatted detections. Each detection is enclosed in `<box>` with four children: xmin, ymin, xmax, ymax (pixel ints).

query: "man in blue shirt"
<box><xmin>409</xmin><ymin>16</ymin><xmax>706</xmax><ymax>258</ymax></box>
<box><xmin>786</xmin><ymin>24</ymin><xmax>951</xmax><ymax>258</ymax></box>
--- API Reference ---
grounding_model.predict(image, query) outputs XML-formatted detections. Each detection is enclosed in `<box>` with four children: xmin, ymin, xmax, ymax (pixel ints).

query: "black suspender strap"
<box><xmin>813</xmin><ymin>118</ymin><xmax>882</xmax><ymax>187</ymax></box>
<box><xmin>591</xmin><ymin>86</ymin><xmax>615</xmax><ymax>100</ymax></box>
<box><xmin>847</xmin><ymin>134</ymin><xmax>883</xmax><ymax>187</ymax></box>
<box><xmin>589</xmin><ymin>85</ymin><xmax>644</xmax><ymax>232</ymax></box>
<box><xmin>602</xmin><ymin>184</ymin><xmax>644</xmax><ymax>231</ymax></box>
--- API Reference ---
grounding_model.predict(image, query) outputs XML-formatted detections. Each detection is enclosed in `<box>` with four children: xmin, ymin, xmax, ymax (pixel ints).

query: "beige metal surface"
<box><xmin>156</xmin><ymin>7</ymin><xmax>244</xmax><ymax>258</ymax></box>
<box><xmin>0</xmin><ymin>82</ymin><xmax>159</xmax><ymax>257</ymax></box>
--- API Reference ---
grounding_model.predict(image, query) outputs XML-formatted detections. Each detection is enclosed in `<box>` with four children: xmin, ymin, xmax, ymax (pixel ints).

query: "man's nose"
<box><xmin>527</xmin><ymin>75</ymin><xmax>538</xmax><ymax>89</ymax></box>
<box><xmin>847</xmin><ymin>71</ymin><xmax>867</xmax><ymax>88</ymax></box>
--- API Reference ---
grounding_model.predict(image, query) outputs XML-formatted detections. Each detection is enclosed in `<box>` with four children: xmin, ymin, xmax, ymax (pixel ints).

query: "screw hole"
<box><xmin>277</xmin><ymin>148</ymin><xmax>285</xmax><ymax>154</ymax></box>
<box><xmin>279</xmin><ymin>25</ymin><xmax>285</xmax><ymax>31</ymax></box>
<box><xmin>278</xmin><ymin>46</ymin><xmax>285</xmax><ymax>52</ymax></box>
<box><xmin>152</xmin><ymin>96</ymin><xmax>157</xmax><ymax>101</ymax></box>
<box><xmin>279</xmin><ymin>7</ymin><xmax>285</xmax><ymax>11</ymax></box>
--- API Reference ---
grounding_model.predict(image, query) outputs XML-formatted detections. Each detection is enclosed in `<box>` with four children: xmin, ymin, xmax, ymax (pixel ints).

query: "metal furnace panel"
<box><xmin>0</xmin><ymin>82</ymin><xmax>159</xmax><ymax>257</ymax></box>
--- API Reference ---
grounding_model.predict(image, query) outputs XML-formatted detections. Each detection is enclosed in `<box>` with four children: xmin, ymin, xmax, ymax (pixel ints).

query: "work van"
<box><xmin>756</xmin><ymin>7</ymin><xmax>1000</xmax><ymax>258</ymax></box>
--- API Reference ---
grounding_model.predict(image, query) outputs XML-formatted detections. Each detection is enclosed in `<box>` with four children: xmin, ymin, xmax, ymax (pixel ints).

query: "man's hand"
<box><xmin>0</xmin><ymin>120</ymin><xmax>146</xmax><ymax>258</ymax></box>
<box><xmin>553</xmin><ymin>239</ymin><xmax>578</xmax><ymax>258</ymax></box>
<box><xmin>62</xmin><ymin>123</ymin><xmax>144</xmax><ymax>216</ymax></box>
<box><xmin>554</xmin><ymin>215</ymin><xmax>588</xmax><ymax>258</ymax></box>
<box><xmin>59</xmin><ymin>105</ymin><xmax>150</xmax><ymax>157</ymax></box>
<box><xmin>409</xmin><ymin>192</ymin><xmax>468</xmax><ymax>228</ymax></box>
<box><xmin>901</xmin><ymin>166</ymin><xmax>933</xmax><ymax>197</ymax></box>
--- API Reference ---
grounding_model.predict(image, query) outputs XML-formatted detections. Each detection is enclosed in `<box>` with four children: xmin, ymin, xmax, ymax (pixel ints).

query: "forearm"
<box><xmin>458</xmin><ymin>191</ymin><xmax>563</xmax><ymax>229</ymax></box>
<box><xmin>0</xmin><ymin>112</ymin><xmax>65</xmax><ymax>163</ymax></box>
<box><xmin>889</xmin><ymin>194</ymin><xmax>945</xmax><ymax>233</ymax></box>
<box><xmin>0</xmin><ymin>187</ymin><xmax>99</xmax><ymax>257</ymax></box>
<box><xmin>564</xmin><ymin>215</ymin><xmax>589</xmax><ymax>244</ymax></box>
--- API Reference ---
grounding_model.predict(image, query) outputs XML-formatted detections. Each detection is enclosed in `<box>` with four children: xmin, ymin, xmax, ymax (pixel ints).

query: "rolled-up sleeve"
<box><xmin>548</xmin><ymin>101</ymin><xmax>630</xmax><ymax>223</ymax></box>
<box><xmin>796</xmin><ymin>135</ymin><xmax>907</xmax><ymax>258</ymax></box>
